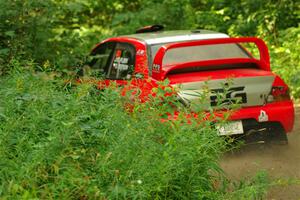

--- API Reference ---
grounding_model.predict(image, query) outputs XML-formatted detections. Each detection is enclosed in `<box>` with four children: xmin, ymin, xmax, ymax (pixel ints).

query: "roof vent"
<box><xmin>135</xmin><ymin>25</ymin><xmax>164</xmax><ymax>34</ymax></box>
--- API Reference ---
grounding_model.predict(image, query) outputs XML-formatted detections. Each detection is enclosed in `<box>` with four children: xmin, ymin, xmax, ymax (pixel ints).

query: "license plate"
<box><xmin>217</xmin><ymin>120</ymin><xmax>244</xmax><ymax>136</ymax></box>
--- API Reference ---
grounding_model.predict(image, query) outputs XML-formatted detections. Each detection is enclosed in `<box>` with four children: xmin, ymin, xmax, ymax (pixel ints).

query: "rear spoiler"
<box><xmin>151</xmin><ymin>37</ymin><xmax>270</xmax><ymax>80</ymax></box>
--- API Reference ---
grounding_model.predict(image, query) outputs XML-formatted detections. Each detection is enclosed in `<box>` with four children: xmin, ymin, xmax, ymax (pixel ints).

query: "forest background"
<box><xmin>1</xmin><ymin>0</ymin><xmax>299</xmax><ymax>96</ymax></box>
<box><xmin>0</xmin><ymin>0</ymin><xmax>299</xmax><ymax>199</ymax></box>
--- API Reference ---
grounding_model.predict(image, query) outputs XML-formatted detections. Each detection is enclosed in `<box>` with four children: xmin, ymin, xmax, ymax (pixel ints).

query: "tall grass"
<box><xmin>0</xmin><ymin>70</ymin><xmax>268</xmax><ymax>199</ymax></box>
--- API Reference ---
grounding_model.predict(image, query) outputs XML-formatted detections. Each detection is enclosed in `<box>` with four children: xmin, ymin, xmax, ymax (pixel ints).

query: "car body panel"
<box><xmin>87</xmin><ymin>30</ymin><xmax>294</xmax><ymax>134</ymax></box>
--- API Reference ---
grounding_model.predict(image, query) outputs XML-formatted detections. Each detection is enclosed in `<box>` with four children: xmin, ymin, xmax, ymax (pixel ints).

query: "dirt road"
<box><xmin>221</xmin><ymin>105</ymin><xmax>300</xmax><ymax>199</ymax></box>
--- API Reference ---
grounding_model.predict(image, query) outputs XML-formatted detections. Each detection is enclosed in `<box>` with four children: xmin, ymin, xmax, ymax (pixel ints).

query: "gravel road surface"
<box><xmin>221</xmin><ymin>105</ymin><xmax>300</xmax><ymax>199</ymax></box>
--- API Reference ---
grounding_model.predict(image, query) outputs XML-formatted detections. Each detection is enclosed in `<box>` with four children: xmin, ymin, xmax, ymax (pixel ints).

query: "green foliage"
<box><xmin>0</xmin><ymin>1</ymin><xmax>296</xmax><ymax>198</ymax></box>
<box><xmin>0</xmin><ymin>0</ymin><xmax>56</xmax><ymax>66</ymax></box>
<box><xmin>270</xmin><ymin>27</ymin><xmax>300</xmax><ymax>98</ymax></box>
<box><xmin>0</xmin><ymin>70</ymin><xmax>269</xmax><ymax>199</ymax></box>
<box><xmin>228</xmin><ymin>171</ymin><xmax>269</xmax><ymax>200</ymax></box>
<box><xmin>0</xmin><ymin>0</ymin><xmax>298</xmax><ymax>96</ymax></box>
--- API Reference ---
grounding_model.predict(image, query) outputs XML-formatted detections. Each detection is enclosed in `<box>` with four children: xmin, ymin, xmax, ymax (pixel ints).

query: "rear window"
<box><xmin>150</xmin><ymin>43</ymin><xmax>251</xmax><ymax>66</ymax></box>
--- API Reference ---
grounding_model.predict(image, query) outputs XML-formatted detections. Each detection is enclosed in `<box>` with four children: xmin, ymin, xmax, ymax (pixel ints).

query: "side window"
<box><xmin>87</xmin><ymin>42</ymin><xmax>116</xmax><ymax>78</ymax></box>
<box><xmin>107</xmin><ymin>43</ymin><xmax>135</xmax><ymax>80</ymax></box>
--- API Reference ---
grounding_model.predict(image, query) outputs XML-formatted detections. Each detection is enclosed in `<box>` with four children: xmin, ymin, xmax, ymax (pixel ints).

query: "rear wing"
<box><xmin>151</xmin><ymin>37</ymin><xmax>270</xmax><ymax>80</ymax></box>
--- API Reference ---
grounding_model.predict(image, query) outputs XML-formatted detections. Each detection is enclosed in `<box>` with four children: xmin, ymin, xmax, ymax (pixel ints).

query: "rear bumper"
<box><xmin>229</xmin><ymin>100</ymin><xmax>295</xmax><ymax>133</ymax></box>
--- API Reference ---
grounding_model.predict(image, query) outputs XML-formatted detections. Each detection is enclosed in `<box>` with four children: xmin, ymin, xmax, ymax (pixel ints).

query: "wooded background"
<box><xmin>0</xmin><ymin>1</ymin><xmax>299</xmax><ymax>198</ymax></box>
<box><xmin>0</xmin><ymin>0</ymin><xmax>299</xmax><ymax>96</ymax></box>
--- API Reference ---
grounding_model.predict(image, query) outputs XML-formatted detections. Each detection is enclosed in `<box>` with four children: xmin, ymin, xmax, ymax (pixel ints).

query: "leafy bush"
<box><xmin>0</xmin><ymin>69</ymin><xmax>268</xmax><ymax>199</ymax></box>
<box><xmin>270</xmin><ymin>27</ymin><xmax>300</xmax><ymax>98</ymax></box>
<box><xmin>0</xmin><ymin>0</ymin><xmax>298</xmax><ymax>98</ymax></box>
<box><xmin>1</xmin><ymin>0</ymin><xmax>292</xmax><ymax>198</ymax></box>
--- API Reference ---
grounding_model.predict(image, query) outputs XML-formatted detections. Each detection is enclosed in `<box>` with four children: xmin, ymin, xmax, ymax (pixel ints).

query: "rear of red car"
<box><xmin>86</xmin><ymin>29</ymin><xmax>294</xmax><ymax>142</ymax></box>
<box><xmin>150</xmin><ymin>37</ymin><xmax>294</xmax><ymax>141</ymax></box>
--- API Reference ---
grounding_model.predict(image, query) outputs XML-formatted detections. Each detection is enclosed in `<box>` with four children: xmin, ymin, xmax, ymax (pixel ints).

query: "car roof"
<box><xmin>121</xmin><ymin>30</ymin><xmax>229</xmax><ymax>45</ymax></box>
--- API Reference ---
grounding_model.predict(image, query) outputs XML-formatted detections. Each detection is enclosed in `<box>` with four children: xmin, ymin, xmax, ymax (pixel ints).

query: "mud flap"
<box><xmin>265</xmin><ymin>122</ymin><xmax>288</xmax><ymax>145</ymax></box>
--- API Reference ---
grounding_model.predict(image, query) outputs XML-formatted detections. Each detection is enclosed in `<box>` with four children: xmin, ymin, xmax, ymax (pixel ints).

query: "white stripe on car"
<box><xmin>145</xmin><ymin>33</ymin><xmax>229</xmax><ymax>45</ymax></box>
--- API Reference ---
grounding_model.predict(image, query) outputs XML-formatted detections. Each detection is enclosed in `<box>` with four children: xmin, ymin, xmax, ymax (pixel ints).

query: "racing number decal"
<box><xmin>152</xmin><ymin>64</ymin><xmax>161</xmax><ymax>72</ymax></box>
<box><xmin>210</xmin><ymin>86</ymin><xmax>247</xmax><ymax>106</ymax></box>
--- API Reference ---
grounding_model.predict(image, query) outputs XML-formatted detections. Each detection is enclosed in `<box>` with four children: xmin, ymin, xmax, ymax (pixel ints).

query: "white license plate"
<box><xmin>217</xmin><ymin>120</ymin><xmax>244</xmax><ymax>136</ymax></box>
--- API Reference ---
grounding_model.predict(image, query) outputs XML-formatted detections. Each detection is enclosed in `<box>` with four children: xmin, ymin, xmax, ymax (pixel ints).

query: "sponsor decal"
<box><xmin>113</xmin><ymin>57</ymin><xmax>130</xmax><ymax>70</ymax></box>
<box><xmin>115</xmin><ymin>49</ymin><xmax>122</xmax><ymax>58</ymax></box>
<box><xmin>152</xmin><ymin>64</ymin><xmax>161</xmax><ymax>72</ymax></box>
<box><xmin>210</xmin><ymin>86</ymin><xmax>247</xmax><ymax>106</ymax></box>
<box><xmin>114</xmin><ymin>57</ymin><xmax>129</xmax><ymax>64</ymax></box>
<box><xmin>136</xmin><ymin>49</ymin><xmax>145</xmax><ymax>56</ymax></box>
<box><xmin>258</xmin><ymin>110</ymin><xmax>268</xmax><ymax>122</ymax></box>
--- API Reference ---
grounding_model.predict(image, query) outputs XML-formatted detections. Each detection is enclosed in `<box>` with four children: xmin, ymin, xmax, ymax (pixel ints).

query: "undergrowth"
<box><xmin>0</xmin><ymin>70</ymin><xmax>268</xmax><ymax>199</ymax></box>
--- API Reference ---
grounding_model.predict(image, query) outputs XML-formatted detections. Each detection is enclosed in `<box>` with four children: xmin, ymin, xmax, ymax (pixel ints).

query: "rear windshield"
<box><xmin>150</xmin><ymin>43</ymin><xmax>251</xmax><ymax>66</ymax></box>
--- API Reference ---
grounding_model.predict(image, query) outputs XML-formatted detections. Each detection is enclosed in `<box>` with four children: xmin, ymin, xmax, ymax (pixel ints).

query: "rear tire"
<box><xmin>265</xmin><ymin>122</ymin><xmax>288</xmax><ymax>145</ymax></box>
<box><xmin>237</xmin><ymin>121</ymin><xmax>288</xmax><ymax>145</ymax></box>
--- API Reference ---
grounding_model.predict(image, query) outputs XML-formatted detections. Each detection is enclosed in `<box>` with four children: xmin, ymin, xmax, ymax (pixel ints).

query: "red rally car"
<box><xmin>82</xmin><ymin>25</ymin><xmax>294</xmax><ymax>142</ymax></box>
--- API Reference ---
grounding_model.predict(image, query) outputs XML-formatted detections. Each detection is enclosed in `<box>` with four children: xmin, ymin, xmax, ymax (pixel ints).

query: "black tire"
<box><xmin>265</xmin><ymin>122</ymin><xmax>288</xmax><ymax>145</ymax></box>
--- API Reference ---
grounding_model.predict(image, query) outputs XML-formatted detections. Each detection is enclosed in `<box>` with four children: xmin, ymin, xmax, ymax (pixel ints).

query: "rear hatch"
<box><xmin>169</xmin><ymin>68</ymin><xmax>274</xmax><ymax>109</ymax></box>
<box><xmin>151</xmin><ymin>38</ymin><xmax>274</xmax><ymax>109</ymax></box>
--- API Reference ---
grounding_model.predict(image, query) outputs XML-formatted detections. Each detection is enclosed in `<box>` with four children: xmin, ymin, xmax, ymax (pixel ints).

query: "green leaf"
<box><xmin>4</xmin><ymin>31</ymin><xmax>15</xmax><ymax>37</ymax></box>
<box><xmin>0</xmin><ymin>48</ymin><xmax>10</xmax><ymax>55</ymax></box>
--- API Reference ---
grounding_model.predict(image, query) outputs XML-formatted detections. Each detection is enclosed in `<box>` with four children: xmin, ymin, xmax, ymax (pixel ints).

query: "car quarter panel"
<box><xmin>229</xmin><ymin>100</ymin><xmax>294</xmax><ymax>133</ymax></box>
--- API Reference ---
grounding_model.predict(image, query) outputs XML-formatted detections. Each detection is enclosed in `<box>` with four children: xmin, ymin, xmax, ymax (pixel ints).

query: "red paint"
<box><xmin>86</xmin><ymin>35</ymin><xmax>294</xmax><ymax>134</ymax></box>
<box><xmin>229</xmin><ymin>100</ymin><xmax>294</xmax><ymax>133</ymax></box>
<box><xmin>152</xmin><ymin>37</ymin><xmax>270</xmax><ymax>80</ymax></box>
<box><xmin>167</xmin><ymin>68</ymin><xmax>274</xmax><ymax>84</ymax></box>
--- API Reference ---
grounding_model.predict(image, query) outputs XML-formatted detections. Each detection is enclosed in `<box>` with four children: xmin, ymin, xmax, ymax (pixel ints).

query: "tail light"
<box><xmin>267</xmin><ymin>86</ymin><xmax>291</xmax><ymax>102</ymax></box>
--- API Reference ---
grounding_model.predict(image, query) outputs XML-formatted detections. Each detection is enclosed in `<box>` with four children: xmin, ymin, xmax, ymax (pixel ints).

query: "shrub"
<box><xmin>270</xmin><ymin>27</ymin><xmax>300</xmax><ymax>99</ymax></box>
<box><xmin>0</xmin><ymin>71</ymin><xmax>220</xmax><ymax>199</ymax></box>
<box><xmin>0</xmin><ymin>70</ymin><xmax>268</xmax><ymax>199</ymax></box>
